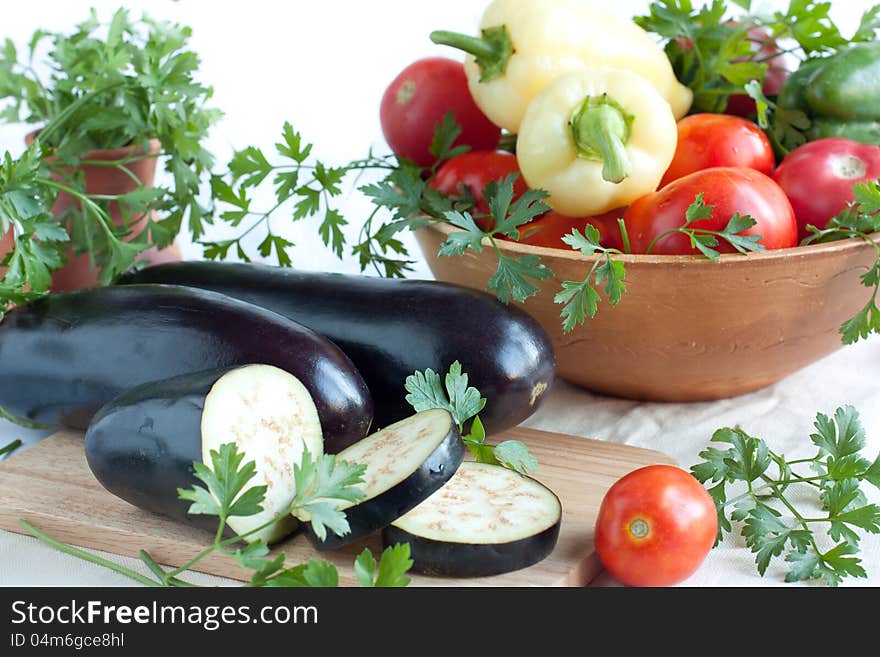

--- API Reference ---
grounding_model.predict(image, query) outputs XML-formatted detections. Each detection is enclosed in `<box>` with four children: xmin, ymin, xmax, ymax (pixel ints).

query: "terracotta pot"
<box><xmin>415</xmin><ymin>222</ymin><xmax>878</xmax><ymax>402</ymax></box>
<box><xmin>12</xmin><ymin>133</ymin><xmax>181</xmax><ymax>292</ymax></box>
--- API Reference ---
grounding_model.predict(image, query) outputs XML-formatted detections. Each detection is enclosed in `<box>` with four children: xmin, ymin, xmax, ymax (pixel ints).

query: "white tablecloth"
<box><xmin>1</xmin><ymin>0</ymin><xmax>878</xmax><ymax>590</ymax></box>
<box><xmin>3</xmin><ymin>336</ymin><xmax>878</xmax><ymax>587</ymax></box>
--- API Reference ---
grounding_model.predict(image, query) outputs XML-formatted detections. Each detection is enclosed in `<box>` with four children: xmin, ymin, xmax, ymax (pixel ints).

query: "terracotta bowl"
<box><xmin>415</xmin><ymin>222</ymin><xmax>878</xmax><ymax>402</ymax></box>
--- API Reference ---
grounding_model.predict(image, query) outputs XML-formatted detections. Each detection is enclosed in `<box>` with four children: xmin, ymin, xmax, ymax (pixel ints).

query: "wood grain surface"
<box><xmin>0</xmin><ymin>427</ymin><xmax>675</xmax><ymax>587</ymax></box>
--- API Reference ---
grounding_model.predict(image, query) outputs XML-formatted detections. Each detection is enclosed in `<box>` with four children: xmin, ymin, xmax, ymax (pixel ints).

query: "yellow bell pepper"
<box><xmin>431</xmin><ymin>0</ymin><xmax>693</xmax><ymax>133</ymax></box>
<box><xmin>516</xmin><ymin>69</ymin><xmax>677</xmax><ymax>217</ymax></box>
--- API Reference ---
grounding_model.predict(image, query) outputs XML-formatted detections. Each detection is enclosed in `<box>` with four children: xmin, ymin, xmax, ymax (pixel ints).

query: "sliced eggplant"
<box><xmin>383</xmin><ymin>462</ymin><xmax>562</xmax><ymax>577</ymax></box>
<box><xmin>0</xmin><ymin>284</ymin><xmax>372</xmax><ymax>451</ymax></box>
<box><xmin>305</xmin><ymin>408</ymin><xmax>464</xmax><ymax>551</ymax></box>
<box><xmin>118</xmin><ymin>262</ymin><xmax>556</xmax><ymax>433</ymax></box>
<box><xmin>85</xmin><ymin>365</ymin><xmax>323</xmax><ymax>543</ymax></box>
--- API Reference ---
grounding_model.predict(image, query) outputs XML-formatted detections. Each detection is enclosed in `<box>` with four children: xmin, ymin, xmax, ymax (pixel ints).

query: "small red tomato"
<box><xmin>772</xmin><ymin>137</ymin><xmax>880</xmax><ymax>239</ymax></box>
<box><xmin>660</xmin><ymin>114</ymin><xmax>775</xmax><ymax>187</ymax></box>
<box><xmin>626</xmin><ymin>167</ymin><xmax>797</xmax><ymax>255</ymax></box>
<box><xmin>594</xmin><ymin>465</ymin><xmax>717</xmax><ymax>587</ymax></box>
<box><xmin>725</xmin><ymin>26</ymin><xmax>790</xmax><ymax>117</ymax></box>
<box><xmin>429</xmin><ymin>151</ymin><xmax>527</xmax><ymax>230</ymax></box>
<box><xmin>515</xmin><ymin>209</ymin><xmax>627</xmax><ymax>251</ymax></box>
<box><xmin>380</xmin><ymin>58</ymin><xmax>501</xmax><ymax>168</ymax></box>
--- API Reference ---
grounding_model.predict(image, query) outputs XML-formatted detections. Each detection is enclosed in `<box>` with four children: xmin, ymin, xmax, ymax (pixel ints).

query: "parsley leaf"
<box><xmin>178</xmin><ymin>443</ymin><xmax>267</xmax><ymax>521</ymax></box>
<box><xmin>429</xmin><ymin>111</ymin><xmax>469</xmax><ymax>162</ymax></box>
<box><xmin>494</xmin><ymin>440</ymin><xmax>539</xmax><ymax>475</ymax></box>
<box><xmin>404</xmin><ymin>360</ymin><xmax>486</xmax><ymax>428</ymax></box>
<box><xmin>489</xmin><ymin>253</ymin><xmax>554</xmax><ymax>304</ymax></box>
<box><xmin>555</xmin><ymin>224</ymin><xmax>627</xmax><ymax>332</ymax></box>
<box><xmin>437</xmin><ymin>175</ymin><xmax>553</xmax><ymax>305</ymax></box>
<box><xmin>355</xmin><ymin>544</ymin><xmax>414</xmax><ymax>587</ymax></box>
<box><xmin>291</xmin><ymin>447</ymin><xmax>367</xmax><ymax>542</ymax></box>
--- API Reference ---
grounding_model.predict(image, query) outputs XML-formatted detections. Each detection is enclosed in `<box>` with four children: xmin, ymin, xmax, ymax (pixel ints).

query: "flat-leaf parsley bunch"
<box><xmin>0</xmin><ymin>9</ymin><xmax>221</xmax><ymax>313</ymax></box>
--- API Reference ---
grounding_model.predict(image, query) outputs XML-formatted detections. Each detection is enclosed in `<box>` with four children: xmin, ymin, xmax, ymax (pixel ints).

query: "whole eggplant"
<box><xmin>118</xmin><ymin>263</ymin><xmax>557</xmax><ymax>432</ymax></box>
<box><xmin>0</xmin><ymin>284</ymin><xmax>372</xmax><ymax>451</ymax></box>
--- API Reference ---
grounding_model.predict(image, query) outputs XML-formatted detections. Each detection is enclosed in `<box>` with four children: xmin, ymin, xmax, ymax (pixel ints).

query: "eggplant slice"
<box><xmin>86</xmin><ymin>364</ymin><xmax>323</xmax><ymax>544</ymax></box>
<box><xmin>305</xmin><ymin>408</ymin><xmax>464</xmax><ymax>550</ymax></box>
<box><xmin>383</xmin><ymin>462</ymin><xmax>562</xmax><ymax>577</ymax></box>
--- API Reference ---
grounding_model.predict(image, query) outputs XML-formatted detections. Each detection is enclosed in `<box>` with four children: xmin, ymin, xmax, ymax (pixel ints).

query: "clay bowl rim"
<box><xmin>25</xmin><ymin>129</ymin><xmax>162</xmax><ymax>161</ymax></box>
<box><xmin>422</xmin><ymin>220</ymin><xmax>880</xmax><ymax>267</ymax></box>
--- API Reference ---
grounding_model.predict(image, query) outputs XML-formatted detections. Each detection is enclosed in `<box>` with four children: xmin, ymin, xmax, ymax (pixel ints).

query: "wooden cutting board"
<box><xmin>0</xmin><ymin>427</ymin><xmax>675</xmax><ymax>587</ymax></box>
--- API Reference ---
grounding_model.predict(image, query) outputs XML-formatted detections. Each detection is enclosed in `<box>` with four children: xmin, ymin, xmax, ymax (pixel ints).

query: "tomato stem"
<box><xmin>628</xmin><ymin>518</ymin><xmax>650</xmax><ymax>539</ymax></box>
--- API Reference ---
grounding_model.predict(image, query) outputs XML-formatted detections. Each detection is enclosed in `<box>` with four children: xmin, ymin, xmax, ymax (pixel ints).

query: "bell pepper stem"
<box><xmin>430</xmin><ymin>26</ymin><xmax>513</xmax><ymax>82</ymax></box>
<box><xmin>570</xmin><ymin>95</ymin><xmax>634</xmax><ymax>184</ymax></box>
<box><xmin>430</xmin><ymin>30</ymin><xmax>498</xmax><ymax>60</ymax></box>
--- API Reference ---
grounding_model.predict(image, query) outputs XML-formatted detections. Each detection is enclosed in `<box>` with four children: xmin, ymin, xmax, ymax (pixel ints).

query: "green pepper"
<box><xmin>778</xmin><ymin>43</ymin><xmax>880</xmax><ymax>145</ymax></box>
<box><xmin>806</xmin><ymin>43</ymin><xmax>880</xmax><ymax>121</ymax></box>
<box><xmin>806</xmin><ymin>118</ymin><xmax>880</xmax><ymax>144</ymax></box>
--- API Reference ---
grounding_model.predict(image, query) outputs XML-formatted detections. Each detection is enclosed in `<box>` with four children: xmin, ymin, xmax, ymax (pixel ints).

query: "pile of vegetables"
<box><xmin>356</xmin><ymin>0</ymin><xmax>880</xmax><ymax>343</ymax></box>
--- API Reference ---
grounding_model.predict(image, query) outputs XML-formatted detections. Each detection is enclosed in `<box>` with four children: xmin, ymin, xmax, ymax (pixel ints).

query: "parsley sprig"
<box><xmin>438</xmin><ymin>176</ymin><xmax>554</xmax><ymax>303</ymax></box>
<box><xmin>692</xmin><ymin>405</ymin><xmax>880</xmax><ymax>586</ymax></box>
<box><xmin>21</xmin><ymin>442</ymin><xmax>413</xmax><ymax>587</ymax></box>
<box><xmin>801</xmin><ymin>180</ymin><xmax>880</xmax><ymax>344</ymax></box>
<box><xmin>405</xmin><ymin>361</ymin><xmax>538</xmax><ymax>475</ymax></box>
<box><xmin>646</xmin><ymin>193</ymin><xmax>765</xmax><ymax>260</ymax></box>
<box><xmin>555</xmin><ymin>224</ymin><xmax>627</xmax><ymax>332</ymax></box>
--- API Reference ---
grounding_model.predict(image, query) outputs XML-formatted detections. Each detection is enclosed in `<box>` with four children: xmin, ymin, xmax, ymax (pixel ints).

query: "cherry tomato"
<box><xmin>594</xmin><ymin>465</ymin><xmax>717</xmax><ymax>587</ymax></box>
<box><xmin>626</xmin><ymin>167</ymin><xmax>797</xmax><ymax>255</ymax></box>
<box><xmin>514</xmin><ymin>209</ymin><xmax>627</xmax><ymax>251</ymax></box>
<box><xmin>660</xmin><ymin>114</ymin><xmax>775</xmax><ymax>188</ymax></box>
<box><xmin>380</xmin><ymin>58</ymin><xmax>501</xmax><ymax>168</ymax></box>
<box><xmin>428</xmin><ymin>151</ymin><xmax>527</xmax><ymax>230</ymax></box>
<box><xmin>772</xmin><ymin>137</ymin><xmax>880</xmax><ymax>239</ymax></box>
<box><xmin>725</xmin><ymin>27</ymin><xmax>790</xmax><ymax>117</ymax></box>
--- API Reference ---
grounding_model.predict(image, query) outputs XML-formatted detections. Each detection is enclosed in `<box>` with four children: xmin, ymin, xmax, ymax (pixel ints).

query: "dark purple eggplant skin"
<box><xmin>0</xmin><ymin>284</ymin><xmax>372</xmax><ymax>451</ymax></box>
<box><xmin>84</xmin><ymin>368</ymin><xmax>232</xmax><ymax>534</ymax></box>
<box><xmin>118</xmin><ymin>262</ymin><xmax>557</xmax><ymax>432</ymax></box>
<box><xmin>305</xmin><ymin>419</ymin><xmax>465</xmax><ymax>551</ymax></box>
<box><xmin>381</xmin><ymin>521</ymin><xmax>561</xmax><ymax>578</ymax></box>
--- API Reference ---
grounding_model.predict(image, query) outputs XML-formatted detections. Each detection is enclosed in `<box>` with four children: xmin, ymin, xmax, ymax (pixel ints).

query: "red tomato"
<box><xmin>626</xmin><ymin>167</ymin><xmax>797</xmax><ymax>255</ymax></box>
<box><xmin>380</xmin><ymin>58</ymin><xmax>501</xmax><ymax>168</ymax></box>
<box><xmin>772</xmin><ymin>137</ymin><xmax>880</xmax><ymax>239</ymax></box>
<box><xmin>515</xmin><ymin>209</ymin><xmax>627</xmax><ymax>251</ymax></box>
<box><xmin>725</xmin><ymin>27</ymin><xmax>790</xmax><ymax>117</ymax></box>
<box><xmin>594</xmin><ymin>465</ymin><xmax>717</xmax><ymax>587</ymax></box>
<box><xmin>660</xmin><ymin>114</ymin><xmax>775</xmax><ymax>187</ymax></box>
<box><xmin>429</xmin><ymin>151</ymin><xmax>527</xmax><ymax>230</ymax></box>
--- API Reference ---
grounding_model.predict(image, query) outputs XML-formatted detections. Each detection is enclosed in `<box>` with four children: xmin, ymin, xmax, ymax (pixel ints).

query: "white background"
<box><xmin>1</xmin><ymin>1</ymin><xmax>880</xmax><ymax>587</ymax></box>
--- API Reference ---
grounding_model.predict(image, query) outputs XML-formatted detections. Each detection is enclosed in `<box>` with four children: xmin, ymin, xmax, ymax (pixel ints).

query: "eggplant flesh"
<box><xmin>383</xmin><ymin>462</ymin><xmax>562</xmax><ymax>577</ymax></box>
<box><xmin>118</xmin><ymin>262</ymin><xmax>556</xmax><ymax>433</ymax></box>
<box><xmin>0</xmin><ymin>284</ymin><xmax>372</xmax><ymax>452</ymax></box>
<box><xmin>306</xmin><ymin>408</ymin><xmax>464</xmax><ymax>551</ymax></box>
<box><xmin>85</xmin><ymin>365</ymin><xmax>323</xmax><ymax>543</ymax></box>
